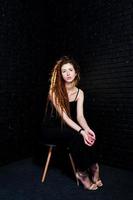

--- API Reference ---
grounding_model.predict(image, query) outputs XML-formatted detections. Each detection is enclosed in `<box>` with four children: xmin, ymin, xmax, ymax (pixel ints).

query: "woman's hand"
<box><xmin>85</xmin><ymin>128</ymin><xmax>96</xmax><ymax>140</ymax></box>
<box><xmin>80</xmin><ymin>129</ymin><xmax>96</xmax><ymax>146</ymax></box>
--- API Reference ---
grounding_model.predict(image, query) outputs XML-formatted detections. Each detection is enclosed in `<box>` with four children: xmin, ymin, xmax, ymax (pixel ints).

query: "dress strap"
<box><xmin>74</xmin><ymin>88</ymin><xmax>79</xmax><ymax>101</ymax></box>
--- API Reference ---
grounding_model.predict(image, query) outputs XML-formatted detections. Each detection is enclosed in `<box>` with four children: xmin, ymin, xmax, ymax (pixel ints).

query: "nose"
<box><xmin>67</xmin><ymin>71</ymin><xmax>70</xmax><ymax>76</ymax></box>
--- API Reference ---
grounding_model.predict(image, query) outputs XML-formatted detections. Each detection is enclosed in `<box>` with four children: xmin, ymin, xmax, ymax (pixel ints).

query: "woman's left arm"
<box><xmin>77</xmin><ymin>89</ymin><xmax>96</xmax><ymax>139</ymax></box>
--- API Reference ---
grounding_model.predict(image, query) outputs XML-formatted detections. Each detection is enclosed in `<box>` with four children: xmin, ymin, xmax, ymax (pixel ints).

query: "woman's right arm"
<box><xmin>49</xmin><ymin>92</ymin><xmax>82</xmax><ymax>132</ymax></box>
<box><xmin>49</xmin><ymin>91</ymin><xmax>94</xmax><ymax>146</ymax></box>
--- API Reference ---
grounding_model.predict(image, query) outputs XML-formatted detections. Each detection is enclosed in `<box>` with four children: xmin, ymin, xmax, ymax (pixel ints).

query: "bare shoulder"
<box><xmin>79</xmin><ymin>88</ymin><xmax>84</xmax><ymax>94</ymax></box>
<box><xmin>78</xmin><ymin>88</ymin><xmax>84</xmax><ymax>95</ymax></box>
<box><xmin>77</xmin><ymin>88</ymin><xmax>84</xmax><ymax>100</ymax></box>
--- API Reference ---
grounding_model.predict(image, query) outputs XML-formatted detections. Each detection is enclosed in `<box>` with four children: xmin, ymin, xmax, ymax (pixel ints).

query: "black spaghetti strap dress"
<box><xmin>41</xmin><ymin>89</ymin><xmax>98</xmax><ymax>171</ymax></box>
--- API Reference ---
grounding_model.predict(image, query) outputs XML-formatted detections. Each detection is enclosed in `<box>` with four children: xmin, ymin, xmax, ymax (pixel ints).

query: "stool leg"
<box><xmin>41</xmin><ymin>146</ymin><xmax>53</xmax><ymax>183</ymax></box>
<box><xmin>68</xmin><ymin>152</ymin><xmax>79</xmax><ymax>186</ymax></box>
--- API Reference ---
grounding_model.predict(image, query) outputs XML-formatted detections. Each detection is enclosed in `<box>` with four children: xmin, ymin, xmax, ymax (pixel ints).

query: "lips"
<box><xmin>67</xmin><ymin>77</ymin><xmax>71</xmax><ymax>80</ymax></box>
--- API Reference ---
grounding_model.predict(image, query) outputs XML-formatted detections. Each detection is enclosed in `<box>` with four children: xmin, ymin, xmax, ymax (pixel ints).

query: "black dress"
<box><xmin>41</xmin><ymin>90</ymin><xmax>98</xmax><ymax>171</ymax></box>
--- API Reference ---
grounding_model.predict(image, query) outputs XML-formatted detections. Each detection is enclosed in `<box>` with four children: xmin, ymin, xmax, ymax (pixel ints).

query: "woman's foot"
<box><xmin>91</xmin><ymin>163</ymin><xmax>103</xmax><ymax>187</ymax></box>
<box><xmin>76</xmin><ymin>171</ymin><xmax>98</xmax><ymax>190</ymax></box>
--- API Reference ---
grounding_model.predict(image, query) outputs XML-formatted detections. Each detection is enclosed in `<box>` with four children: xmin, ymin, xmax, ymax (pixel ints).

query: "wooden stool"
<box><xmin>41</xmin><ymin>144</ymin><xmax>79</xmax><ymax>185</ymax></box>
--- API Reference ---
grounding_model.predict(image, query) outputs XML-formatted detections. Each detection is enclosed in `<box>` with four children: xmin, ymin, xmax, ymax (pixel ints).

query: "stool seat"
<box><xmin>41</xmin><ymin>143</ymin><xmax>79</xmax><ymax>185</ymax></box>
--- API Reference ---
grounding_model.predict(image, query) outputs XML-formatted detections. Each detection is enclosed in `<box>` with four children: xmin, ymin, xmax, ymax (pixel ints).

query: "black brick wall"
<box><xmin>0</xmin><ymin>0</ymin><xmax>33</xmax><ymax>165</ymax></box>
<box><xmin>78</xmin><ymin>0</ymin><xmax>133</xmax><ymax>170</ymax></box>
<box><xmin>0</xmin><ymin>0</ymin><xmax>133</xmax><ymax>169</ymax></box>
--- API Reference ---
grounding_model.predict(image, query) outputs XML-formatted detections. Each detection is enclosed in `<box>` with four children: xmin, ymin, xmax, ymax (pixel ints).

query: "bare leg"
<box><xmin>90</xmin><ymin>163</ymin><xmax>103</xmax><ymax>187</ymax></box>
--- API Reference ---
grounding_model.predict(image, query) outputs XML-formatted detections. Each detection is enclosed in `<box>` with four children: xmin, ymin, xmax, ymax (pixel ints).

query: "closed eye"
<box><xmin>69</xmin><ymin>68</ymin><xmax>73</xmax><ymax>71</ymax></box>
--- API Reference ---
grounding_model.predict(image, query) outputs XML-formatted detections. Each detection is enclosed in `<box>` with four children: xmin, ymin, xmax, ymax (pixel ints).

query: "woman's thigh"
<box><xmin>41</xmin><ymin>126</ymin><xmax>75</xmax><ymax>145</ymax></box>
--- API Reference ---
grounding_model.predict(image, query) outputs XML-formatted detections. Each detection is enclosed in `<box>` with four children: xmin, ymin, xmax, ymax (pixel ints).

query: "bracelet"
<box><xmin>78</xmin><ymin>128</ymin><xmax>84</xmax><ymax>134</ymax></box>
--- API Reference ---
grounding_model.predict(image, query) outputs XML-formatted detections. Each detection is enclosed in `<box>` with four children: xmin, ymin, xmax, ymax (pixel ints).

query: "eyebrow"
<box><xmin>62</xmin><ymin>67</ymin><xmax>73</xmax><ymax>70</ymax></box>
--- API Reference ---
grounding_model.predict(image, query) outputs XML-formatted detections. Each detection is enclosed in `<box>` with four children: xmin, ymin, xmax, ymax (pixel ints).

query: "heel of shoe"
<box><xmin>76</xmin><ymin>173</ymin><xmax>80</xmax><ymax>186</ymax></box>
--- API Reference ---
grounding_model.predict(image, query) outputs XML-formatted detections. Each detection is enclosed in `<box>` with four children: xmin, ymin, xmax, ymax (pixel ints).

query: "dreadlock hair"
<box><xmin>47</xmin><ymin>56</ymin><xmax>80</xmax><ymax>119</ymax></box>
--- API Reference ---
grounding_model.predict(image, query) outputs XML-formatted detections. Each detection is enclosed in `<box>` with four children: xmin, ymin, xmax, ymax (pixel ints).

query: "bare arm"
<box><xmin>77</xmin><ymin>89</ymin><xmax>96</xmax><ymax>140</ymax></box>
<box><xmin>49</xmin><ymin>91</ymin><xmax>82</xmax><ymax>133</ymax></box>
<box><xmin>49</xmin><ymin>90</ymin><xmax>95</xmax><ymax>146</ymax></box>
<box><xmin>77</xmin><ymin>89</ymin><xmax>90</xmax><ymax>130</ymax></box>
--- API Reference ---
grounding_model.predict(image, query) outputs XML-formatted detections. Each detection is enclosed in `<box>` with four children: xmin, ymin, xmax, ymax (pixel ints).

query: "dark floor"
<box><xmin>0</xmin><ymin>158</ymin><xmax>133</xmax><ymax>200</ymax></box>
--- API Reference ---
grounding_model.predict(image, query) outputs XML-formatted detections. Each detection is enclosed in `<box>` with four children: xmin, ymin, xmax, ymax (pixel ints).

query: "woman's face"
<box><xmin>61</xmin><ymin>63</ymin><xmax>77</xmax><ymax>83</ymax></box>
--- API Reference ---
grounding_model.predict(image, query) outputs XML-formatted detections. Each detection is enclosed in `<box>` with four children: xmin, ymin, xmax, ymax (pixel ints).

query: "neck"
<box><xmin>65</xmin><ymin>82</ymin><xmax>75</xmax><ymax>92</ymax></box>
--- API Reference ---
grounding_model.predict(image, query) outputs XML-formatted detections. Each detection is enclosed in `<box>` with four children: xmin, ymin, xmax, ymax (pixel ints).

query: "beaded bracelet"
<box><xmin>78</xmin><ymin>128</ymin><xmax>84</xmax><ymax>134</ymax></box>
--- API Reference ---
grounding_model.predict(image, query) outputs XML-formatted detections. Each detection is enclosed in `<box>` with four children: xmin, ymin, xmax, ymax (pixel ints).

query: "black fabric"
<box><xmin>41</xmin><ymin>97</ymin><xmax>98</xmax><ymax>171</ymax></box>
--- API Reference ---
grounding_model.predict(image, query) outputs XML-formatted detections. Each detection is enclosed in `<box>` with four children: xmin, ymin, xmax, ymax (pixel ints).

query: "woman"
<box><xmin>42</xmin><ymin>56</ymin><xmax>103</xmax><ymax>190</ymax></box>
